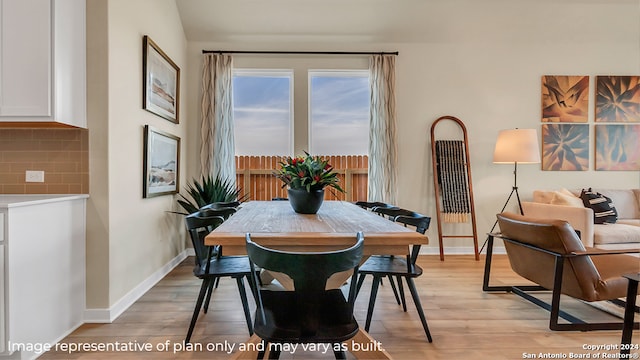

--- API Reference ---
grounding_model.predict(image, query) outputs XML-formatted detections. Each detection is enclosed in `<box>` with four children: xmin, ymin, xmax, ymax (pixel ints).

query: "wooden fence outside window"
<box><xmin>235</xmin><ymin>155</ymin><xmax>368</xmax><ymax>202</ymax></box>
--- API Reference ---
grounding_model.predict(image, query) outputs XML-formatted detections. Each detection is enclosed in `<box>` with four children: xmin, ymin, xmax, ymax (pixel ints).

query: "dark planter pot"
<box><xmin>287</xmin><ymin>188</ymin><xmax>325</xmax><ymax>214</ymax></box>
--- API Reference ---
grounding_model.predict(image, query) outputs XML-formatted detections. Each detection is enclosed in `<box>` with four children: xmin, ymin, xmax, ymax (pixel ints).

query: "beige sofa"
<box><xmin>522</xmin><ymin>189</ymin><xmax>640</xmax><ymax>250</ymax></box>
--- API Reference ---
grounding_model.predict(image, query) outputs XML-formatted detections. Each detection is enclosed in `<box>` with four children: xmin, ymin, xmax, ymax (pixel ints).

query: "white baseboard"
<box><xmin>84</xmin><ymin>250</ymin><xmax>189</xmax><ymax>323</ymax></box>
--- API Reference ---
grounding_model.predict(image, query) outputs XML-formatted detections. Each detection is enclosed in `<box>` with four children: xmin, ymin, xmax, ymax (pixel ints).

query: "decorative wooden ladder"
<box><xmin>430</xmin><ymin>116</ymin><xmax>479</xmax><ymax>261</ymax></box>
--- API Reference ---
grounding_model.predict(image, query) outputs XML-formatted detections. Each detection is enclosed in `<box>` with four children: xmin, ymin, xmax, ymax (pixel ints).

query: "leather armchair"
<box><xmin>483</xmin><ymin>212</ymin><xmax>640</xmax><ymax>331</ymax></box>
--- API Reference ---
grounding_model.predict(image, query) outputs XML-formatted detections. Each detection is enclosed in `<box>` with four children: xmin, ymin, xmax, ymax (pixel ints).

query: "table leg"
<box><xmin>621</xmin><ymin>277</ymin><xmax>638</xmax><ymax>357</ymax></box>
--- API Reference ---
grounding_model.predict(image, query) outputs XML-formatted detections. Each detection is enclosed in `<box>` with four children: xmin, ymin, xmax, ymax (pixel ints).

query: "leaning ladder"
<box><xmin>430</xmin><ymin>115</ymin><xmax>479</xmax><ymax>261</ymax></box>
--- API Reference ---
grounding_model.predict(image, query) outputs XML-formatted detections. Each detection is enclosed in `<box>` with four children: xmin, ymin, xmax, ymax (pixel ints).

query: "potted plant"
<box><xmin>175</xmin><ymin>175</ymin><xmax>246</xmax><ymax>215</ymax></box>
<box><xmin>275</xmin><ymin>152</ymin><xmax>345</xmax><ymax>214</ymax></box>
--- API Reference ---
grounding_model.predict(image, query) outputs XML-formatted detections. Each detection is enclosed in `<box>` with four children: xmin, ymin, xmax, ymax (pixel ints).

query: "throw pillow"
<box><xmin>579</xmin><ymin>188</ymin><xmax>618</xmax><ymax>224</ymax></box>
<box><xmin>550</xmin><ymin>191</ymin><xmax>584</xmax><ymax>207</ymax></box>
<box><xmin>558</xmin><ymin>188</ymin><xmax>578</xmax><ymax>198</ymax></box>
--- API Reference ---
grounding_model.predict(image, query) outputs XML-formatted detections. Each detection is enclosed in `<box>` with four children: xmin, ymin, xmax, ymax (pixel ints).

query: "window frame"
<box><xmin>308</xmin><ymin>69</ymin><xmax>370</xmax><ymax>156</ymax></box>
<box><xmin>232</xmin><ymin>68</ymin><xmax>294</xmax><ymax>156</ymax></box>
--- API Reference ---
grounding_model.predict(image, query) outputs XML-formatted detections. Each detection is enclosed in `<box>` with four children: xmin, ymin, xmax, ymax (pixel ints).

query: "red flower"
<box><xmin>314</xmin><ymin>175</ymin><xmax>321</xmax><ymax>182</ymax></box>
<box><xmin>324</xmin><ymin>164</ymin><xmax>332</xmax><ymax>171</ymax></box>
<box><xmin>291</xmin><ymin>158</ymin><xmax>298</xmax><ymax>165</ymax></box>
<box><xmin>298</xmin><ymin>171</ymin><xmax>305</xmax><ymax>177</ymax></box>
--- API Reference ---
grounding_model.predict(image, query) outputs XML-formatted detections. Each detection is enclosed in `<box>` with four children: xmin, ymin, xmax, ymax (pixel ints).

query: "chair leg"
<box><xmin>203</xmin><ymin>277</ymin><xmax>216</xmax><ymax>314</ymax></box>
<box><xmin>186</xmin><ymin>277</ymin><xmax>211</xmax><ymax>343</ymax></box>
<box><xmin>269</xmin><ymin>348</ymin><xmax>281</xmax><ymax>360</ymax></box>
<box><xmin>333</xmin><ymin>345</ymin><xmax>346</xmax><ymax>359</ymax></box>
<box><xmin>236</xmin><ymin>276</ymin><xmax>254</xmax><ymax>335</ymax></box>
<box><xmin>397</xmin><ymin>275</ymin><xmax>407</xmax><ymax>312</ymax></box>
<box><xmin>364</xmin><ymin>276</ymin><xmax>382</xmax><ymax>332</ymax></box>
<box><xmin>387</xmin><ymin>275</ymin><xmax>401</xmax><ymax>305</ymax></box>
<box><xmin>406</xmin><ymin>277</ymin><xmax>433</xmax><ymax>342</ymax></box>
<box><xmin>355</xmin><ymin>273</ymin><xmax>367</xmax><ymax>296</ymax></box>
<box><xmin>245</xmin><ymin>272</ymin><xmax>259</xmax><ymax>304</ymax></box>
<box><xmin>257</xmin><ymin>340</ymin><xmax>267</xmax><ymax>360</ymax></box>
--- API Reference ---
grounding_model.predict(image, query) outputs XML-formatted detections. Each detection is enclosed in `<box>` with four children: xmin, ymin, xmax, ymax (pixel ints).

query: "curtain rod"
<box><xmin>201</xmin><ymin>50</ymin><xmax>398</xmax><ymax>56</ymax></box>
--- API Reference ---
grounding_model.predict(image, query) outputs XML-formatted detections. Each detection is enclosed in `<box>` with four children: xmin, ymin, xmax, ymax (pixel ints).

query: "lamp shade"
<box><xmin>493</xmin><ymin>129</ymin><xmax>541</xmax><ymax>164</ymax></box>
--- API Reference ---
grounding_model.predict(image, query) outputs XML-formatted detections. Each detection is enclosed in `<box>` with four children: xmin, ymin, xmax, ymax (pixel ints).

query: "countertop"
<box><xmin>0</xmin><ymin>194</ymin><xmax>88</xmax><ymax>208</ymax></box>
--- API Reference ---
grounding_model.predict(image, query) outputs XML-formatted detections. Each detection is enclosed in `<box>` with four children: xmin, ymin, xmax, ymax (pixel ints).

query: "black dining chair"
<box><xmin>193</xmin><ymin>206</ymin><xmax>240</xmax><ymax>296</ymax></box>
<box><xmin>184</xmin><ymin>210</ymin><xmax>255</xmax><ymax>343</ymax></box>
<box><xmin>354</xmin><ymin>201</ymin><xmax>398</xmax><ymax>212</ymax></box>
<box><xmin>356</xmin><ymin>211</ymin><xmax>433</xmax><ymax>342</ymax></box>
<box><xmin>199</xmin><ymin>203</ymin><xmax>237</xmax><ymax>219</ymax></box>
<box><xmin>371</xmin><ymin>206</ymin><xmax>414</xmax><ymax>220</ymax></box>
<box><xmin>354</xmin><ymin>203</ymin><xmax>408</xmax><ymax>305</ymax></box>
<box><xmin>245</xmin><ymin>232</ymin><xmax>365</xmax><ymax>359</ymax></box>
<box><xmin>202</xmin><ymin>200</ymin><xmax>241</xmax><ymax>209</ymax></box>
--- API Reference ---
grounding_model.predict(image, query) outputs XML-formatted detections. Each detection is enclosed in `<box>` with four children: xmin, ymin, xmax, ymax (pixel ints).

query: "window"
<box><xmin>232</xmin><ymin>68</ymin><xmax>370</xmax><ymax>156</ymax></box>
<box><xmin>309</xmin><ymin>71</ymin><xmax>370</xmax><ymax>155</ymax></box>
<box><xmin>232</xmin><ymin>70</ymin><xmax>293</xmax><ymax>156</ymax></box>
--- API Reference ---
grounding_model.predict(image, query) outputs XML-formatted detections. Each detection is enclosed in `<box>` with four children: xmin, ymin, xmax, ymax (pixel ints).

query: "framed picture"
<box><xmin>595</xmin><ymin>124</ymin><xmax>640</xmax><ymax>171</ymax></box>
<box><xmin>541</xmin><ymin>124</ymin><xmax>589</xmax><ymax>171</ymax></box>
<box><xmin>143</xmin><ymin>125</ymin><xmax>180</xmax><ymax>198</ymax></box>
<box><xmin>541</xmin><ymin>75</ymin><xmax>589</xmax><ymax>123</ymax></box>
<box><xmin>595</xmin><ymin>75</ymin><xmax>640</xmax><ymax>123</ymax></box>
<box><xmin>143</xmin><ymin>35</ymin><xmax>180</xmax><ymax>123</ymax></box>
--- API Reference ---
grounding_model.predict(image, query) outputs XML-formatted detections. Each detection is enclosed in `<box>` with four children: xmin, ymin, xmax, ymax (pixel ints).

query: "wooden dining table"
<box><xmin>205</xmin><ymin>200</ymin><xmax>429</xmax><ymax>360</ymax></box>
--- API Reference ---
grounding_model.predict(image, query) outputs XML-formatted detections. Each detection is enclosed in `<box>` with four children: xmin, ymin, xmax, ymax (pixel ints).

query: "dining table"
<box><xmin>205</xmin><ymin>200</ymin><xmax>429</xmax><ymax>360</ymax></box>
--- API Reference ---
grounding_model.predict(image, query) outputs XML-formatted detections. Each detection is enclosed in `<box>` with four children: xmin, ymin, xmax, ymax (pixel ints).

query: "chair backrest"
<box><xmin>245</xmin><ymin>232</ymin><xmax>364</xmax><ymax>294</ymax></box>
<box><xmin>372</xmin><ymin>207</ymin><xmax>412</xmax><ymax>220</ymax></box>
<box><xmin>202</xmin><ymin>200</ymin><xmax>240</xmax><ymax>209</ymax></box>
<box><xmin>185</xmin><ymin>210</ymin><xmax>226</xmax><ymax>266</ymax></box>
<box><xmin>355</xmin><ymin>201</ymin><xmax>396</xmax><ymax>211</ymax></box>
<box><xmin>394</xmin><ymin>213</ymin><xmax>431</xmax><ymax>235</ymax></box>
<box><xmin>198</xmin><ymin>205</ymin><xmax>237</xmax><ymax>219</ymax></box>
<box><xmin>394</xmin><ymin>213</ymin><xmax>431</xmax><ymax>264</ymax></box>
<box><xmin>496</xmin><ymin>212</ymin><xmax>602</xmax><ymax>301</ymax></box>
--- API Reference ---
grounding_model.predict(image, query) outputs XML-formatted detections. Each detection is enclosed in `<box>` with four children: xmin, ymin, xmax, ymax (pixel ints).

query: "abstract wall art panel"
<box><xmin>541</xmin><ymin>75</ymin><xmax>589</xmax><ymax>123</ymax></box>
<box><xmin>595</xmin><ymin>124</ymin><xmax>640</xmax><ymax>171</ymax></box>
<box><xmin>542</xmin><ymin>124</ymin><xmax>589</xmax><ymax>171</ymax></box>
<box><xmin>595</xmin><ymin>76</ymin><xmax>640</xmax><ymax>123</ymax></box>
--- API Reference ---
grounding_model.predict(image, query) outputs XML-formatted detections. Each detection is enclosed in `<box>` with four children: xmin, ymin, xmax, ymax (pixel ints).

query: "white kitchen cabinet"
<box><xmin>0</xmin><ymin>241</ymin><xmax>5</xmax><ymax>355</ymax></box>
<box><xmin>0</xmin><ymin>195</ymin><xmax>87</xmax><ymax>358</ymax></box>
<box><xmin>0</xmin><ymin>0</ymin><xmax>86</xmax><ymax>128</ymax></box>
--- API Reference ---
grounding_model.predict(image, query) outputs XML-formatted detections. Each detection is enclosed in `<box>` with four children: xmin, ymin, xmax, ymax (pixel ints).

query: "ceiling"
<box><xmin>175</xmin><ymin>0</ymin><xmax>639</xmax><ymax>44</ymax></box>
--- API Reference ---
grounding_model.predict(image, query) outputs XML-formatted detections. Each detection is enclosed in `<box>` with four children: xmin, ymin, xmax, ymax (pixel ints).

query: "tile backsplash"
<box><xmin>0</xmin><ymin>128</ymin><xmax>89</xmax><ymax>194</ymax></box>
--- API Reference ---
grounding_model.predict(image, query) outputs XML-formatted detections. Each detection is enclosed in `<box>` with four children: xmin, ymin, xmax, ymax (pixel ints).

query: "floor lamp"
<box><xmin>481</xmin><ymin>128</ymin><xmax>541</xmax><ymax>252</ymax></box>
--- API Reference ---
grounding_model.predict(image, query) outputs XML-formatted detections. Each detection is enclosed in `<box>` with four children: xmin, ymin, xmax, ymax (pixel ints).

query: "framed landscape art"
<box><xmin>541</xmin><ymin>75</ymin><xmax>589</xmax><ymax>123</ymax></box>
<box><xmin>143</xmin><ymin>125</ymin><xmax>180</xmax><ymax>198</ymax></box>
<box><xmin>541</xmin><ymin>124</ymin><xmax>589</xmax><ymax>171</ymax></box>
<box><xmin>595</xmin><ymin>124</ymin><xmax>640</xmax><ymax>171</ymax></box>
<box><xmin>143</xmin><ymin>35</ymin><xmax>180</xmax><ymax>123</ymax></box>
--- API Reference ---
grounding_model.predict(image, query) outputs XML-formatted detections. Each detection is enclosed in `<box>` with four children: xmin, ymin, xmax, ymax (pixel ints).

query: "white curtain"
<box><xmin>368</xmin><ymin>54</ymin><xmax>398</xmax><ymax>204</ymax></box>
<box><xmin>200</xmin><ymin>54</ymin><xmax>236</xmax><ymax>182</ymax></box>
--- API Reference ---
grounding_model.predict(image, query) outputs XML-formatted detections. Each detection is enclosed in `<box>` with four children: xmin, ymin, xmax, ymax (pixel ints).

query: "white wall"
<box><xmin>86</xmin><ymin>0</ymin><xmax>188</xmax><ymax>310</ymax></box>
<box><xmin>185</xmin><ymin>4</ymin><xmax>640</xmax><ymax>254</ymax></box>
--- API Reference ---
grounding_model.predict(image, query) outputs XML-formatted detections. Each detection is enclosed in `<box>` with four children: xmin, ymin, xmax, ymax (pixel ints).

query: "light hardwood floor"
<box><xmin>40</xmin><ymin>255</ymin><xmax>638</xmax><ymax>359</ymax></box>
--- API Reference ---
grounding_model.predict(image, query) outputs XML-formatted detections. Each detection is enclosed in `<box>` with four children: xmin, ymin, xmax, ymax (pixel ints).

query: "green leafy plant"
<box><xmin>176</xmin><ymin>175</ymin><xmax>246</xmax><ymax>215</ymax></box>
<box><xmin>274</xmin><ymin>152</ymin><xmax>345</xmax><ymax>193</ymax></box>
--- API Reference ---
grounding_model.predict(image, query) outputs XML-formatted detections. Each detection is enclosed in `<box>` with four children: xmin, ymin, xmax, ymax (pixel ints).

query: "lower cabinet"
<box><xmin>0</xmin><ymin>196</ymin><xmax>86</xmax><ymax>358</ymax></box>
<box><xmin>0</xmin><ymin>242</ymin><xmax>5</xmax><ymax>355</ymax></box>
